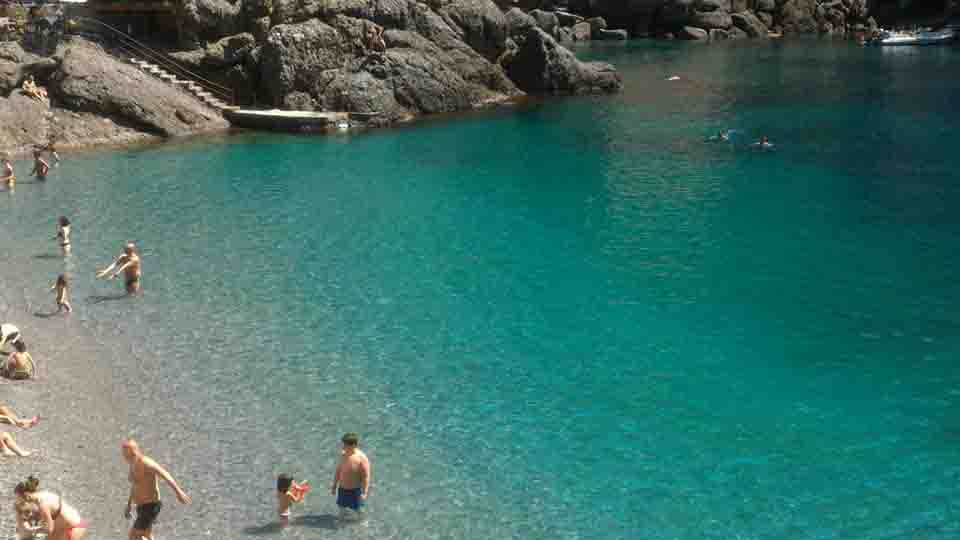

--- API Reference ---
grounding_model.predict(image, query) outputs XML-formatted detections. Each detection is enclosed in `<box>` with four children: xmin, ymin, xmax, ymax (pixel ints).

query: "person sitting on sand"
<box><xmin>4</xmin><ymin>340</ymin><xmax>35</xmax><ymax>380</ymax></box>
<box><xmin>96</xmin><ymin>242</ymin><xmax>142</xmax><ymax>295</ymax></box>
<box><xmin>30</xmin><ymin>150</ymin><xmax>49</xmax><ymax>180</ymax></box>
<box><xmin>1</xmin><ymin>433</ymin><xmax>32</xmax><ymax>457</ymax></box>
<box><xmin>51</xmin><ymin>274</ymin><xmax>72</xmax><ymax>314</ymax></box>
<box><xmin>1</xmin><ymin>156</ymin><xmax>15</xmax><ymax>188</ymax></box>
<box><xmin>1</xmin><ymin>322</ymin><xmax>22</xmax><ymax>351</ymax></box>
<box><xmin>14</xmin><ymin>476</ymin><xmax>88</xmax><ymax>540</ymax></box>
<box><xmin>276</xmin><ymin>474</ymin><xmax>310</xmax><ymax>521</ymax></box>
<box><xmin>0</xmin><ymin>404</ymin><xmax>39</xmax><ymax>429</ymax></box>
<box><xmin>55</xmin><ymin>216</ymin><xmax>71</xmax><ymax>256</ymax></box>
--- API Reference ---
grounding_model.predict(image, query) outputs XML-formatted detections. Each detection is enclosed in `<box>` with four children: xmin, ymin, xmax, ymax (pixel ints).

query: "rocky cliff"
<box><xmin>0</xmin><ymin>39</ymin><xmax>228</xmax><ymax>155</ymax></box>
<box><xmin>168</xmin><ymin>0</ymin><xmax>622</xmax><ymax>122</ymax></box>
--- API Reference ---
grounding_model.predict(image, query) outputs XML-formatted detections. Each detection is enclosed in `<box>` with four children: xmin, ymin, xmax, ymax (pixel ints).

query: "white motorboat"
<box><xmin>871</xmin><ymin>27</ymin><xmax>956</xmax><ymax>45</ymax></box>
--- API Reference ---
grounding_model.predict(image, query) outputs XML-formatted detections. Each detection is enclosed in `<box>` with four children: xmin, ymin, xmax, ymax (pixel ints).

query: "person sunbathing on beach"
<box><xmin>1</xmin><ymin>156</ymin><xmax>16</xmax><ymax>188</ymax></box>
<box><xmin>0</xmin><ymin>404</ymin><xmax>39</xmax><ymax>429</ymax></box>
<box><xmin>330</xmin><ymin>432</ymin><xmax>371</xmax><ymax>519</ymax></box>
<box><xmin>55</xmin><ymin>216</ymin><xmax>71</xmax><ymax>256</ymax></box>
<box><xmin>51</xmin><ymin>274</ymin><xmax>72</xmax><ymax>314</ymax></box>
<box><xmin>14</xmin><ymin>476</ymin><xmax>88</xmax><ymax>540</ymax></box>
<box><xmin>1</xmin><ymin>433</ymin><xmax>32</xmax><ymax>457</ymax></box>
<box><xmin>97</xmin><ymin>242</ymin><xmax>142</xmax><ymax>295</ymax></box>
<box><xmin>30</xmin><ymin>150</ymin><xmax>49</xmax><ymax>180</ymax></box>
<box><xmin>1</xmin><ymin>323</ymin><xmax>22</xmax><ymax>351</ymax></box>
<box><xmin>122</xmin><ymin>438</ymin><xmax>191</xmax><ymax>540</ymax></box>
<box><xmin>276</xmin><ymin>474</ymin><xmax>310</xmax><ymax>520</ymax></box>
<box><xmin>4</xmin><ymin>340</ymin><xmax>35</xmax><ymax>380</ymax></box>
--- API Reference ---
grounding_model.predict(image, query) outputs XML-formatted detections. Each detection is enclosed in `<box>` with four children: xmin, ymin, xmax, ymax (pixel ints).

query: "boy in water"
<box><xmin>30</xmin><ymin>150</ymin><xmax>49</xmax><ymax>180</ymax></box>
<box><xmin>330</xmin><ymin>433</ymin><xmax>371</xmax><ymax>519</ymax></box>
<box><xmin>276</xmin><ymin>474</ymin><xmax>310</xmax><ymax>520</ymax></box>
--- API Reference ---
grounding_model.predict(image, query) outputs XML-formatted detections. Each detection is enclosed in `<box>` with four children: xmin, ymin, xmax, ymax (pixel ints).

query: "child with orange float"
<box><xmin>276</xmin><ymin>474</ymin><xmax>310</xmax><ymax>520</ymax></box>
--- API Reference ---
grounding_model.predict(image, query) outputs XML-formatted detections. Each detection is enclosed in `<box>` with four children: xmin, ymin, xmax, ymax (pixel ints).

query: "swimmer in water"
<box><xmin>54</xmin><ymin>216</ymin><xmax>71</xmax><ymax>256</ymax></box>
<box><xmin>706</xmin><ymin>129</ymin><xmax>731</xmax><ymax>142</ymax></box>
<box><xmin>51</xmin><ymin>274</ymin><xmax>72</xmax><ymax>314</ymax></box>
<box><xmin>276</xmin><ymin>474</ymin><xmax>310</xmax><ymax>521</ymax></box>
<box><xmin>751</xmin><ymin>135</ymin><xmax>775</xmax><ymax>151</ymax></box>
<box><xmin>96</xmin><ymin>242</ymin><xmax>142</xmax><ymax>295</ymax></box>
<box><xmin>1</xmin><ymin>156</ymin><xmax>15</xmax><ymax>188</ymax></box>
<box><xmin>30</xmin><ymin>150</ymin><xmax>50</xmax><ymax>180</ymax></box>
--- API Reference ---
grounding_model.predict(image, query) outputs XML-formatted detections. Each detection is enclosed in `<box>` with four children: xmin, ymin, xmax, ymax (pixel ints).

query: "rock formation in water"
<box><xmin>166</xmin><ymin>0</ymin><xmax>622</xmax><ymax>122</ymax></box>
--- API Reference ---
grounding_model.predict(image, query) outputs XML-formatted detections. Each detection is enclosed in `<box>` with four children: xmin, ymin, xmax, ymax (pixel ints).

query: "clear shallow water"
<box><xmin>2</xmin><ymin>39</ymin><xmax>960</xmax><ymax>539</ymax></box>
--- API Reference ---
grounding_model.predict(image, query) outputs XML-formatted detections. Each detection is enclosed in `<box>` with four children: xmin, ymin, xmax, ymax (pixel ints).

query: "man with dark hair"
<box><xmin>330</xmin><ymin>432</ymin><xmax>371</xmax><ymax>518</ymax></box>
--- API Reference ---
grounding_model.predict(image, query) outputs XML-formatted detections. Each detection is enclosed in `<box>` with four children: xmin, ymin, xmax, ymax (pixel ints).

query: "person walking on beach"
<box><xmin>97</xmin><ymin>242</ymin><xmax>142</xmax><ymax>295</ymax></box>
<box><xmin>14</xmin><ymin>476</ymin><xmax>86</xmax><ymax>539</ymax></box>
<box><xmin>55</xmin><ymin>216</ymin><xmax>71</xmax><ymax>256</ymax></box>
<box><xmin>51</xmin><ymin>274</ymin><xmax>72</xmax><ymax>314</ymax></box>
<box><xmin>330</xmin><ymin>433</ymin><xmax>371</xmax><ymax>519</ymax></box>
<box><xmin>122</xmin><ymin>438</ymin><xmax>191</xmax><ymax>540</ymax></box>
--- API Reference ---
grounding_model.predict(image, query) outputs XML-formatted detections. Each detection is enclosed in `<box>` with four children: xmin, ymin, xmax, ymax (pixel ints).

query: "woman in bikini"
<box><xmin>14</xmin><ymin>476</ymin><xmax>87</xmax><ymax>540</ymax></box>
<box><xmin>55</xmin><ymin>216</ymin><xmax>71</xmax><ymax>256</ymax></box>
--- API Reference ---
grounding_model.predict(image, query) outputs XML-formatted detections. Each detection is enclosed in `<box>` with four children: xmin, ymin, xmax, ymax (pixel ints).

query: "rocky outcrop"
<box><xmin>0</xmin><ymin>43</ymin><xmax>57</xmax><ymax>96</ymax></box>
<box><xmin>50</xmin><ymin>39</ymin><xmax>228</xmax><ymax>137</ymax></box>
<box><xmin>653</xmin><ymin>0</ymin><xmax>873</xmax><ymax>39</ymax></box>
<box><xmin>502</xmin><ymin>27</ymin><xmax>621</xmax><ymax>94</ymax></box>
<box><xmin>177</xmin><ymin>0</ymin><xmax>245</xmax><ymax>45</ymax></box>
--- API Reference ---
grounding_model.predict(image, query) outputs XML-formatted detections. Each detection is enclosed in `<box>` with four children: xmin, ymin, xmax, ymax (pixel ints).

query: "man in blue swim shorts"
<box><xmin>330</xmin><ymin>432</ymin><xmax>371</xmax><ymax>517</ymax></box>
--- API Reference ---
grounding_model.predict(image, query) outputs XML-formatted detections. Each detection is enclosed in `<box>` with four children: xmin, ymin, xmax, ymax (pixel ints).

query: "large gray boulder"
<box><xmin>503</xmin><ymin>27</ymin><xmax>621</xmax><ymax>94</ymax></box>
<box><xmin>690</xmin><ymin>10</ymin><xmax>732</xmax><ymax>29</ymax></box>
<box><xmin>505</xmin><ymin>8</ymin><xmax>538</xmax><ymax>38</ymax></box>
<box><xmin>259</xmin><ymin>19</ymin><xmax>351</xmax><ymax>103</ymax></box>
<box><xmin>49</xmin><ymin>39</ymin><xmax>227</xmax><ymax>137</ymax></box>
<box><xmin>755</xmin><ymin>0</ymin><xmax>776</xmax><ymax>11</ymax></box>
<box><xmin>170</xmin><ymin>33</ymin><xmax>256</xmax><ymax>70</ymax></box>
<box><xmin>529</xmin><ymin>9</ymin><xmax>559</xmax><ymax>35</ymax></box>
<box><xmin>780</xmin><ymin>0</ymin><xmax>818</xmax><ymax>34</ymax></box>
<box><xmin>731</xmin><ymin>11</ymin><xmax>767</xmax><ymax>37</ymax></box>
<box><xmin>176</xmin><ymin>0</ymin><xmax>244</xmax><ymax>45</ymax></box>
<box><xmin>438</xmin><ymin>0</ymin><xmax>509</xmax><ymax>61</ymax></box>
<box><xmin>0</xmin><ymin>42</ymin><xmax>57</xmax><ymax>96</ymax></box>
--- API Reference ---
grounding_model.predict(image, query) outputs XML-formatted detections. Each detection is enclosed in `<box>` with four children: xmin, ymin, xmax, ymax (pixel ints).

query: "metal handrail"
<box><xmin>71</xmin><ymin>16</ymin><xmax>235</xmax><ymax>104</ymax></box>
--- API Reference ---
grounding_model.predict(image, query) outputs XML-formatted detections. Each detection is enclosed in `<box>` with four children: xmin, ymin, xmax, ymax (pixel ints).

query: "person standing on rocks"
<box><xmin>97</xmin><ymin>242</ymin><xmax>142</xmax><ymax>295</ymax></box>
<box><xmin>330</xmin><ymin>432</ymin><xmax>371</xmax><ymax>519</ymax></box>
<box><xmin>122</xmin><ymin>438</ymin><xmax>191</xmax><ymax>540</ymax></box>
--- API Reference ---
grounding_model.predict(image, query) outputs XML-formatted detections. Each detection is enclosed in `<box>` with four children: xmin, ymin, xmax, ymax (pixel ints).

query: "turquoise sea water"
<box><xmin>2</xmin><ymin>39</ymin><xmax>960</xmax><ymax>539</ymax></box>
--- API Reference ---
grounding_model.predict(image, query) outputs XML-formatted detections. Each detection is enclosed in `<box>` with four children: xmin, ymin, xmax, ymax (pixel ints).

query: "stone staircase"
<box><xmin>128</xmin><ymin>58</ymin><xmax>238</xmax><ymax>113</ymax></box>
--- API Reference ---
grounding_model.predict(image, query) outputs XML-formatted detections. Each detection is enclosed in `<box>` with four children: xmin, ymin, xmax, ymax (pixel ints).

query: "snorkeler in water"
<box><xmin>706</xmin><ymin>129</ymin><xmax>733</xmax><ymax>143</ymax></box>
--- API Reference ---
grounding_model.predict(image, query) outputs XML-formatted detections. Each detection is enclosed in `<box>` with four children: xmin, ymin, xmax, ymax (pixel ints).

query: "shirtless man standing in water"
<box><xmin>330</xmin><ymin>432</ymin><xmax>371</xmax><ymax>518</ymax></box>
<box><xmin>97</xmin><ymin>242</ymin><xmax>142</xmax><ymax>294</ymax></box>
<box><xmin>122</xmin><ymin>439</ymin><xmax>191</xmax><ymax>540</ymax></box>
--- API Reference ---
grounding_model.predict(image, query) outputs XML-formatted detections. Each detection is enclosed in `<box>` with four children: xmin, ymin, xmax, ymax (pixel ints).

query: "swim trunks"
<box><xmin>336</xmin><ymin>487</ymin><xmax>364</xmax><ymax>510</ymax></box>
<box><xmin>133</xmin><ymin>501</ymin><xmax>162</xmax><ymax>530</ymax></box>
